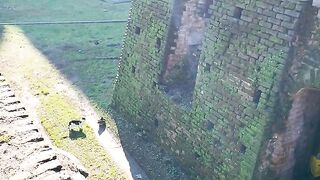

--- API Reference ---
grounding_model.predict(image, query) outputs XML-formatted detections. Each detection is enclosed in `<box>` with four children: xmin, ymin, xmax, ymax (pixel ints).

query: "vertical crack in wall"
<box><xmin>256</xmin><ymin>2</ymin><xmax>320</xmax><ymax>179</ymax></box>
<box><xmin>159</xmin><ymin>0</ymin><xmax>213</xmax><ymax>106</ymax></box>
<box><xmin>258</xmin><ymin>88</ymin><xmax>320</xmax><ymax>180</ymax></box>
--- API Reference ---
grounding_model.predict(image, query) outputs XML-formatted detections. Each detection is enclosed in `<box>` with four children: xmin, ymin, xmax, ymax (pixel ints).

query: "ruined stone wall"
<box><xmin>112</xmin><ymin>0</ymin><xmax>312</xmax><ymax>179</ymax></box>
<box><xmin>255</xmin><ymin>3</ymin><xmax>320</xmax><ymax>179</ymax></box>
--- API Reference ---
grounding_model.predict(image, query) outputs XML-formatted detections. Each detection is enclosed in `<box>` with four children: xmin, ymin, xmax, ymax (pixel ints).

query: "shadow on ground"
<box><xmin>20</xmin><ymin>24</ymin><xmax>187</xmax><ymax>180</ymax></box>
<box><xmin>19</xmin><ymin>25</ymin><xmax>188</xmax><ymax>179</ymax></box>
<box><xmin>20</xmin><ymin>23</ymin><xmax>122</xmax><ymax>109</ymax></box>
<box><xmin>69</xmin><ymin>130</ymin><xmax>87</xmax><ymax>140</ymax></box>
<box><xmin>0</xmin><ymin>1</ymin><xmax>188</xmax><ymax>179</ymax></box>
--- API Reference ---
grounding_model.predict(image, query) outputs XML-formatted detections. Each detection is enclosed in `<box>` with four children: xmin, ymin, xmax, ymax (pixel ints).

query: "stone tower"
<box><xmin>112</xmin><ymin>0</ymin><xmax>320</xmax><ymax>179</ymax></box>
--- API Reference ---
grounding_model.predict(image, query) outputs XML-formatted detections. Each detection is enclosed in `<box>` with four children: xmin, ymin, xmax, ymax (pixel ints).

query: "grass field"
<box><xmin>0</xmin><ymin>25</ymin><xmax>130</xmax><ymax>179</ymax></box>
<box><xmin>0</xmin><ymin>1</ymin><xmax>131</xmax><ymax>179</ymax></box>
<box><xmin>0</xmin><ymin>0</ymin><xmax>130</xmax><ymax>109</ymax></box>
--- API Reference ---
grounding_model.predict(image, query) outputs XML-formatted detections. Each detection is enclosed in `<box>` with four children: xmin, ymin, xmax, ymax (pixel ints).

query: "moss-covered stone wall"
<box><xmin>112</xmin><ymin>0</ymin><xmax>312</xmax><ymax>179</ymax></box>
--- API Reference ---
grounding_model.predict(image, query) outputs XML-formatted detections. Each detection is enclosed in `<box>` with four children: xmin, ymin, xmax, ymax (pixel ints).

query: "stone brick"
<box><xmin>284</xmin><ymin>9</ymin><xmax>300</xmax><ymax>18</ymax></box>
<box><xmin>276</xmin><ymin>13</ymin><xmax>292</xmax><ymax>21</ymax></box>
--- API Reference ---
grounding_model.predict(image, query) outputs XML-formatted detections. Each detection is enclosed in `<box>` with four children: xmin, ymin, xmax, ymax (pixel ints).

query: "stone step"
<box><xmin>34</xmin><ymin>170</ymin><xmax>72</xmax><ymax>180</ymax></box>
<box><xmin>11</xmin><ymin>124</ymin><xmax>38</xmax><ymax>135</ymax></box>
<box><xmin>3</xmin><ymin>97</ymin><xmax>21</xmax><ymax>106</ymax></box>
<box><xmin>9</xmin><ymin>171</ymin><xmax>32</xmax><ymax>180</ymax></box>
<box><xmin>4</xmin><ymin>103</ymin><xmax>25</xmax><ymax>112</ymax></box>
<box><xmin>32</xmin><ymin>171</ymin><xmax>58</xmax><ymax>180</ymax></box>
<box><xmin>11</xmin><ymin>132</ymin><xmax>43</xmax><ymax>144</ymax></box>
<box><xmin>3</xmin><ymin>117</ymin><xmax>33</xmax><ymax>127</ymax></box>
<box><xmin>0</xmin><ymin>91</ymin><xmax>15</xmax><ymax>99</ymax></box>
<box><xmin>33</xmin><ymin>160</ymin><xmax>63</xmax><ymax>177</ymax></box>
<box><xmin>6</xmin><ymin>110</ymin><xmax>29</xmax><ymax>119</ymax></box>
<box><xmin>17</xmin><ymin>142</ymin><xmax>51</xmax><ymax>160</ymax></box>
<box><xmin>14</xmin><ymin>123</ymin><xmax>37</xmax><ymax>131</ymax></box>
<box><xmin>0</xmin><ymin>87</ymin><xmax>11</xmax><ymax>93</ymax></box>
<box><xmin>0</xmin><ymin>82</ymin><xmax>9</xmax><ymax>88</ymax></box>
<box><xmin>20</xmin><ymin>150</ymin><xmax>57</xmax><ymax>171</ymax></box>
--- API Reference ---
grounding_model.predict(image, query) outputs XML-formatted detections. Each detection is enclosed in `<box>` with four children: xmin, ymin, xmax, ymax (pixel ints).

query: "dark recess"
<box><xmin>135</xmin><ymin>26</ymin><xmax>141</xmax><ymax>35</ymax></box>
<box><xmin>233</xmin><ymin>7</ymin><xmax>243</xmax><ymax>19</ymax></box>
<box><xmin>253</xmin><ymin>89</ymin><xmax>262</xmax><ymax>105</ymax></box>
<box><xmin>132</xmin><ymin>65</ymin><xmax>136</xmax><ymax>74</ymax></box>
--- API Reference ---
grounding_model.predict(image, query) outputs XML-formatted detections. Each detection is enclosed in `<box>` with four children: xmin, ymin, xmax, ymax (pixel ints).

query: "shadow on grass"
<box><xmin>0</xmin><ymin>12</ymin><xmax>189</xmax><ymax>180</ymax></box>
<box><xmin>69</xmin><ymin>130</ymin><xmax>87</xmax><ymax>140</ymax></box>
<box><xmin>20</xmin><ymin>24</ymin><xmax>123</xmax><ymax>109</ymax></box>
<box><xmin>0</xmin><ymin>1</ymin><xmax>182</xmax><ymax>179</ymax></box>
<box><xmin>19</xmin><ymin>24</ymin><xmax>187</xmax><ymax>179</ymax></box>
<box><xmin>19</xmin><ymin>25</ymin><xmax>187</xmax><ymax>179</ymax></box>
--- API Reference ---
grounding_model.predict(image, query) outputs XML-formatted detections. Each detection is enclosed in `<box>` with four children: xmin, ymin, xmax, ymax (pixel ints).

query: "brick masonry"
<box><xmin>112</xmin><ymin>0</ymin><xmax>316</xmax><ymax>179</ymax></box>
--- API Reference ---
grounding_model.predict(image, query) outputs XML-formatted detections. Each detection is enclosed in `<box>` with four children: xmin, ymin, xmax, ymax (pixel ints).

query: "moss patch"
<box><xmin>0</xmin><ymin>134</ymin><xmax>12</xmax><ymax>143</ymax></box>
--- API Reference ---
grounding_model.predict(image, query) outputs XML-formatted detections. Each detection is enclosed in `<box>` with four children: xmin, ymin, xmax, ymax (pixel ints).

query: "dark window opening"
<box><xmin>154</xmin><ymin>118</ymin><xmax>159</xmax><ymax>127</ymax></box>
<box><xmin>240</xmin><ymin>144</ymin><xmax>247</xmax><ymax>154</ymax></box>
<box><xmin>233</xmin><ymin>7</ymin><xmax>243</xmax><ymax>19</ymax></box>
<box><xmin>206</xmin><ymin>121</ymin><xmax>214</xmax><ymax>131</ymax></box>
<box><xmin>131</xmin><ymin>65</ymin><xmax>136</xmax><ymax>74</ymax></box>
<box><xmin>253</xmin><ymin>89</ymin><xmax>262</xmax><ymax>104</ymax></box>
<box><xmin>156</xmin><ymin>37</ymin><xmax>161</xmax><ymax>51</ymax></box>
<box><xmin>159</xmin><ymin>0</ymin><xmax>206</xmax><ymax>108</ymax></box>
<box><xmin>204</xmin><ymin>63</ymin><xmax>211</xmax><ymax>73</ymax></box>
<box><xmin>135</xmin><ymin>26</ymin><xmax>141</xmax><ymax>35</ymax></box>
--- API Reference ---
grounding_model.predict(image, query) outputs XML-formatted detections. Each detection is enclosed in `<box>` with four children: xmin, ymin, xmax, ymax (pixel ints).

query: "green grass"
<box><xmin>0</xmin><ymin>0</ymin><xmax>130</xmax><ymax>22</ymax></box>
<box><xmin>0</xmin><ymin>1</ymin><xmax>131</xmax><ymax>179</ymax></box>
<box><xmin>39</xmin><ymin>93</ymin><xmax>126</xmax><ymax>180</ymax></box>
<box><xmin>0</xmin><ymin>0</ymin><xmax>130</xmax><ymax>110</ymax></box>
<box><xmin>22</xmin><ymin>24</ymin><xmax>124</xmax><ymax>107</ymax></box>
<box><xmin>0</xmin><ymin>25</ymin><xmax>128</xmax><ymax>179</ymax></box>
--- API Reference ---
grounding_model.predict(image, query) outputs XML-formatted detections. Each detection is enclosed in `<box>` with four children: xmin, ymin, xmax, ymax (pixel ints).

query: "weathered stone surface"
<box><xmin>0</xmin><ymin>73</ymin><xmax>88</xmax><ymax>179</ymax></box>
<box><xmin>112</xmin><ymin>0</ymin><xmax>316</xmax><ymax>179</ymax></box>
<box><xmin>313</xmin><ymin>0</ymin><xmax>320</xmax><ymax>7</ymax></box>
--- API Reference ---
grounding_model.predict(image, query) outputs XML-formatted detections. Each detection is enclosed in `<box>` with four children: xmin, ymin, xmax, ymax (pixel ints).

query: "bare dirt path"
<box><xmin>0</xmin><ymin>25</ymin><xmax>148</xmax><ymax>179</ymax></box>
